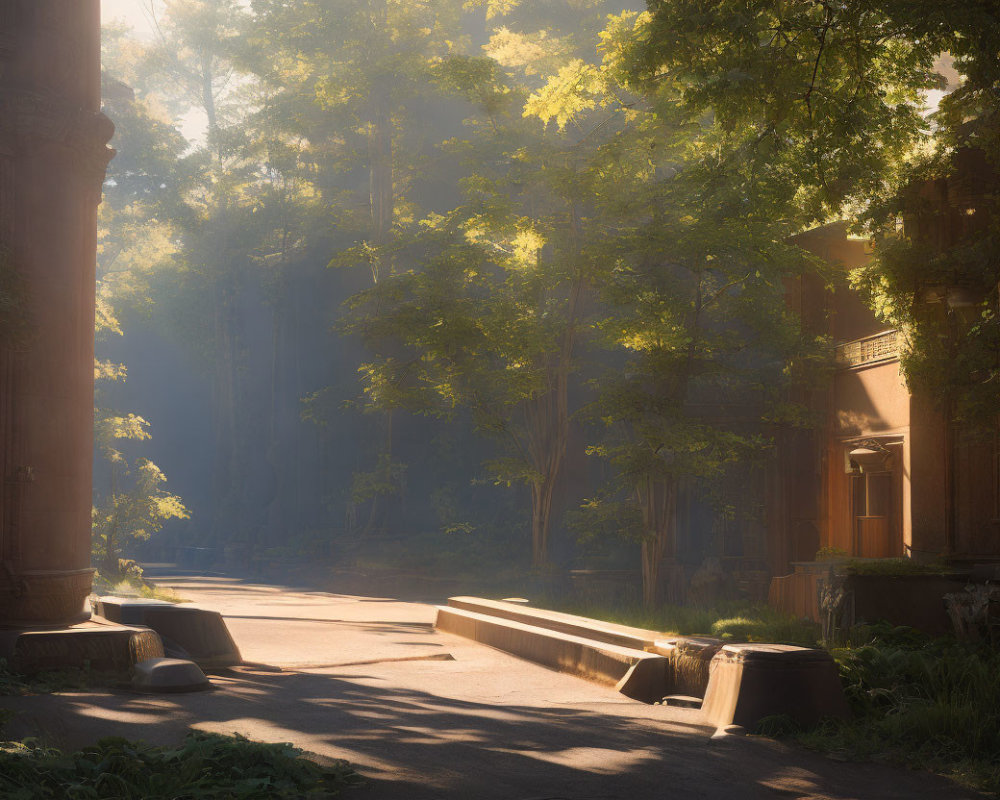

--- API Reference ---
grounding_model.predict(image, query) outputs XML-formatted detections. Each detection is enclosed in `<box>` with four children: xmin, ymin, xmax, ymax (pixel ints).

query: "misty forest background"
<box><xmin>93</xmin><ymin>0</ymin><xmax>1000</xmax><ymax>605</ymax></box>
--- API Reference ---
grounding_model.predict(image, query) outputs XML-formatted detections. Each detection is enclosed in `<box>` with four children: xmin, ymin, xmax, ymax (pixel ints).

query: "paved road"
<box><xmin>1</xmin><ymin>576</ymin><xmax>981</xmax><ymax>799</ymax></box>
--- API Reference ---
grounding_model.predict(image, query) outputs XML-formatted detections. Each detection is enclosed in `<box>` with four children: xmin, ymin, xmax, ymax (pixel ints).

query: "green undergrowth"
<box><xmin>0</xmin><ymin>732</ymin><xmax>359</xmax><ymax>799</ymax></box>
<box><xmin>797</xmin><ymin>623</ymin><xmax>1000</xmax><ymax>796</ymax></box>
<box><xmin>549</xmin><ymin>600</ymin><xmax>822</xmax><ymax>647</ymax></box>
<box><xmin>554</xmin><ymin>601</ymin><xmax>1000</xmax><ymax>793</ymax></box>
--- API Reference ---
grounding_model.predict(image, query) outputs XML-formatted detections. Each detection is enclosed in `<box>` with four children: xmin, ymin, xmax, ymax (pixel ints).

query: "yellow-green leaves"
<box><xmin>94</xmin><ymin>360</ymin><xmax>128</xmax><ymax>383</ymax></box>
<box><xmin>485</xmin><ymin>28</ymin><xmax>569</xmax><ymax>77</ymax></box>
<box><xmin>463</xmin><ymin>216</ymin><xmax>545</xmax><ymax>271</ymax></box>
<box><xmin>96</xmin><ymin>413</ymin><xmax>152</xmax><ymax>445</ymax></box>
<box><xmin>463</xmin><ymin>0</ymin><xmax>522</xmax><ymax>21</ymax></box>
<box><xmin>597</xmin><ymin>10</ymin><xmax>650</xmax><ymax>83</ymax></box>
<box><xmin>95</xmin><ymin>293</ymin><xmax>123</xmax><ymax>338</ymax></box>
<box><xmin>523</xmin><ymin>58</ymin><xmax>603</xmax><ymax>130</ymax></box>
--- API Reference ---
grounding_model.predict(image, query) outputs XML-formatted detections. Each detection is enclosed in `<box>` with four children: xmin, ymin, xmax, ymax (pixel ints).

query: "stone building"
<box><xmin>769</xmin><ymin>217</ymin><xmax>1000</xmax><ymax>619</ymax></box>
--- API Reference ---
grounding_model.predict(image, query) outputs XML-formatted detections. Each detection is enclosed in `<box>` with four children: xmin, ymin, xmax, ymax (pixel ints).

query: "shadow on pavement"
<box><xmin>1</xmin><ymin>661</ymin><xmax>978</xmax><ymax>800</ymax></box>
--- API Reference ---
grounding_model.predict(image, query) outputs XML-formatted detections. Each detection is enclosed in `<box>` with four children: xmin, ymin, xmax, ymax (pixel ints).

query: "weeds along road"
<box><xmin>1</xmin><ymin>575</ymin><xmax>981</xmax><ymax>799</ymax></box>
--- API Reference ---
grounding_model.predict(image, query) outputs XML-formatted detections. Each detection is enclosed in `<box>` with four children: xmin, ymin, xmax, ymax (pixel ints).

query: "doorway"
<box><xmin>851</xmin><ymin>470</ymin><xmax>895</xmax><ymax>557</ymax></box>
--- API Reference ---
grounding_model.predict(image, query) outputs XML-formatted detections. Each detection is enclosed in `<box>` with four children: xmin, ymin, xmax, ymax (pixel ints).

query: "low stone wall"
<box><xmin>769</xmin><ymin>563</ymin><xmax>970</xmax><ymax>636</ymax></box>
<box><xmin>435</xmin><ymin>605</ymin><xmax>669</xmax><ymax>703</ymax></box>
<box><xmin>847</xmin><ymin>574</ymin><xmax>967</xmax><ymax>635</ymax></box>
<box><xmin>447</xmin><ymin>596</ymin><xmax>659</xmax><ymax>651</ymax></box>
<box><xmin>768</xmin><ymin>571</ymin><xmax>823</xmax><ymax>622</ymax></box>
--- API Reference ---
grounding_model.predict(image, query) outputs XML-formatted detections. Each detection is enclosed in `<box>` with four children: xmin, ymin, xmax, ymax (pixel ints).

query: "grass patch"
<box><xmin>0</xmin><ymin>731</ymin><xmax>359</xmax><ymax>799</ymax></box>
<box><xmin>548</xmin><ymin>600</ymin><xmax>821</xmax><ymax>646</ymax></box>
<box><xmin>91</xmin><ymin>570</ymin><xmax>185</xmax><ymax>603</ymax></box>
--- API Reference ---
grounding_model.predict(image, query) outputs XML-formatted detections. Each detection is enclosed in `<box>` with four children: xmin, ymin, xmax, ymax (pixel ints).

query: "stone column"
<box><xmin>0</xmin><ymin>0</ymin><xmax>114</xmax><ymax>625</ymax></box>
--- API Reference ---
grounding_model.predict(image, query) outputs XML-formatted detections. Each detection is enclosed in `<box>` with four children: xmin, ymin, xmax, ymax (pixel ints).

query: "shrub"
<box><xmin>799</xmin><ymin>624</ymin><xmax>1000</xmax><ymax>795</ymax></box>
<box><xmin>0</xmin><ymin>732</ymin><xmax>359</xmax><ymax>799</ymax></box>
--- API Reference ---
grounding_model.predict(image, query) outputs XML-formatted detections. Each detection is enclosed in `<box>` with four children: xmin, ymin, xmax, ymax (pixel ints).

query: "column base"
<box><xmin>0</xmin><ymin>617</ymin><xmax>164</xmax><ymax>674</ymax></box>
<box><xmin>0</xmin><ymin>568</ymin><xmax>95</xmax><ymax>626</ymax></box>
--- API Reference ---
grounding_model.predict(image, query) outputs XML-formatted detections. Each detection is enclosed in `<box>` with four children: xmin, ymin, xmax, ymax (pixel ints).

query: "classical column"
<box><xmin>0</xmin><ymin>0</ymin><xmax>114</xmax><ymax>625</ymax></box>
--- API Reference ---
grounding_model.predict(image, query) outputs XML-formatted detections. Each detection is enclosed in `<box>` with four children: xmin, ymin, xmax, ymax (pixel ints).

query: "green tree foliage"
<box><xmin>342</xmin><ymin>7</ymin><xmax>630</xmax><ymax>568</ymax></box>
<box><xmin>92</xmin><ymin>376</ymin><xmax>189</xmax><ymax>574</ymax></box>
<box><xmin>636</xmin><ymin>1</ymin><xmax>1000</xmax><ymax>428</ymax></box>
<box><xmin>93</xmin><ymin>25</ymin><xmax>192</xmax><ymax>574</ymax></box>
<box><xmin>98</xmin><ymin>1</ymin><xmax>829</xmax><ymax>585</ymax></box>
<box><xmin>849</xmin><ymin>4</ymin><xmax>1000</xmax><ymax>423</ymax></box>
<box><xmin>519</xmin><ymin>9</ymin><xmax>824</xmax><ymax>603</ymax></box>
<box><xmin>635</xmin><ymin>0</ymin><xmax>940</xmax><ymax>220</ymax></box>
<box><xmin>111</xmin><ymin>1</ymin><xmax>995</xmax><ymax>592</ymax></box>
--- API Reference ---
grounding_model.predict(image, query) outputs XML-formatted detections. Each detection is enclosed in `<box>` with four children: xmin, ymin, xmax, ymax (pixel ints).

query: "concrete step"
<box><xmin>446</xmin><ymin>596</ymin><xmax>661</xmax><ymax>652</ymax></box>
<box><xmin>435</xmin><ymin>605</ymin><xmax>668</xmax><ymax>703</ymax></box>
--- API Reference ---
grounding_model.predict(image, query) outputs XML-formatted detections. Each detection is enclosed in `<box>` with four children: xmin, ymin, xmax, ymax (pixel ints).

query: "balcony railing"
<box><xmin>835</xmin><ymin>330</ymin><xmax>900</xmax><ymax>368</ymax></box>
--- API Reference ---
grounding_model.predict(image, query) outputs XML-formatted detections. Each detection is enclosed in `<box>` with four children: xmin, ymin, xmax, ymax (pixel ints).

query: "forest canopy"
<box><xmin>97</xmin><ymin>0</ymin><xmax>999</xmax><ymax>604</ymax></box>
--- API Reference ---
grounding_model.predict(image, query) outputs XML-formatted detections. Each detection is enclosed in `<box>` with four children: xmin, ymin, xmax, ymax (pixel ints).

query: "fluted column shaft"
<box><xmin>0</xmin><ymin>0</ymin><xmax>113</xmax><ymax>625</ymax></box>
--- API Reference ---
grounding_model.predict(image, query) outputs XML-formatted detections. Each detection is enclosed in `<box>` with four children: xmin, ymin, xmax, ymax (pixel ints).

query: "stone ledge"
<box><xmin>446</xmin><ymin>596</ymin><xmax>660</xmax><ymax>652</ymax></box>
<box><xmin>435</xmin><ymin>605</ymin><xmax>668</xmax><ymax>703</ymax></box>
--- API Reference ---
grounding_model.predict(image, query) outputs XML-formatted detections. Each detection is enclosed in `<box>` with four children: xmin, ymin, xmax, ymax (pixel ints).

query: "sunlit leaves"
<box><xmin>523</xmin><ymin>58</ymin><xmax>603</xmax><ymax>130</ymax></box>
<box><xmin>484</xmin><ymin>27</ymin><xmax>570</xmax><ymax>78</ymax></box>
<box><xmin>95</xmin><ymin>413</ymin><xmax>152</xmax><ymax>446</ymax></box>
<box><xmin>95</xmin><ymin>360</ymin><xmax>128</xmax><ymax>383</ymax></box>
<box><xmin>596</xmin><ymin>10</ymin><xmax>649</xmax><ymax>85</ymax></box>
<box><xmin>636</xmin><ymin>0</ymin><xmax>940</xmax><ymax>221</ymax></box>
<box><xmin>464</xmin><ymin>0</ymin><xmax>522</xmax><ymax>21</ymax></box>
<box><xmin>92</xmin><ymin>457</ymin><xmax>190</xmax><ymax>561</ymax></box>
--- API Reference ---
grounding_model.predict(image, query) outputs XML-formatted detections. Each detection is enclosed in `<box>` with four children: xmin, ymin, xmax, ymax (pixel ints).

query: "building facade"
<box><xmin>769</xmin><ymin>223</ymin><xmax>1000</xmax><ymax>619</ymax></box>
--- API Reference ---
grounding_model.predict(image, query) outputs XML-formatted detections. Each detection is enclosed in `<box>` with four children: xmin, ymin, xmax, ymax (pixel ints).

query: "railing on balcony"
<box><xmin>835</xmin><ymin>330</ymin><xmax>901</xmax><ymax>368</ymax></box>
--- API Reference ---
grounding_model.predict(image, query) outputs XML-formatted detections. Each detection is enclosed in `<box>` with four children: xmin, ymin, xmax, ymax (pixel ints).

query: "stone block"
<box><xmin>131</xmin><ymin>657</ymin><xmax>211</xmax><ymax>693</ymax></box>
<box><xmin>701</xmin><ymin>643</ymin><xmax>850</xmax><ymax>731</ymax></box>
<box><xmin>93</xmin><ymin>597</ymin><xmax>241</xmax><ymax>669</ymax></box>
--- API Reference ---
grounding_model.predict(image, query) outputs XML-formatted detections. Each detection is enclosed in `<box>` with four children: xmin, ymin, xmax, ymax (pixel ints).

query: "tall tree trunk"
<box><xmin>639</xmin><ymin>476</ymin><xmax>677</xmax><ymax>609</ymax></box>
<box><xmin>201</xmin><ymin>53</ymin><xmax>218</xmax><ymax>136</ymax></box>
<box><xmin>636</xmin><ymin>271</ymin><xmax>703</xmax><ymax>606</ymax></box>
<box><xmin>365</xmin><ymin>64</ymin><xmax>396</xmax><ymax>529</ymax></box>
<box><xmin>368</xmin><ymin>78</ymin><xmax>393</xmax><ymax>282</ymax></box>
<box><xmin>529</xmin><ymin>448</ymin><xmax>557</xmax><ymax>569</ymax></box>
<box><xmin>211</xmin><ymin>267</ymin><xmax>241</xmax><ymax>538</ymax></box>
<box><xmin>524</xmin><ymin>275</ymin><xmax>584</xmax><ymax>569</ymax></box>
